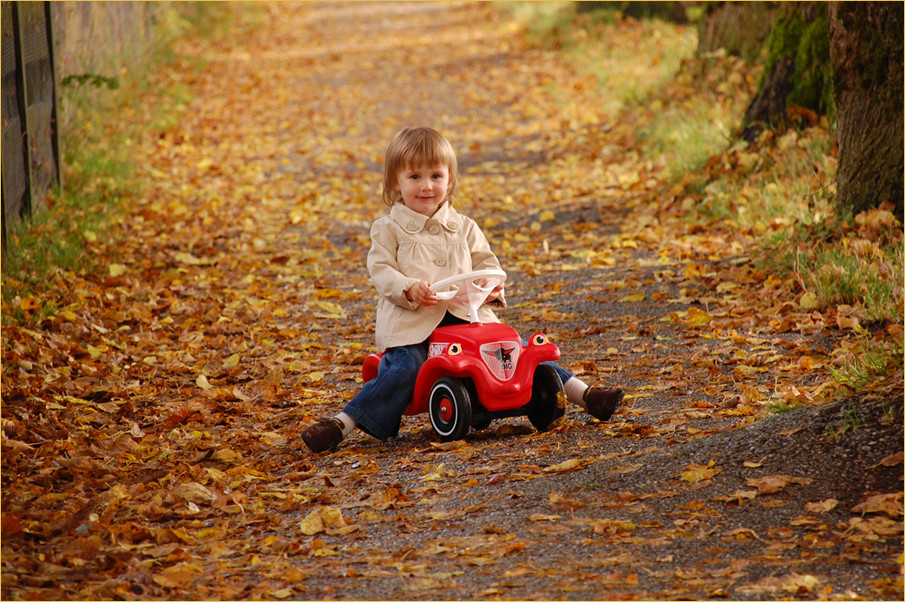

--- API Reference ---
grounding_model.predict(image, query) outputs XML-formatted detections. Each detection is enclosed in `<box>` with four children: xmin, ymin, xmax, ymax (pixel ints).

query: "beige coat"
<box><xmin>368</xmin><ymin>202</ymin><xmax>506</xmax><ymax>352</ymax></box>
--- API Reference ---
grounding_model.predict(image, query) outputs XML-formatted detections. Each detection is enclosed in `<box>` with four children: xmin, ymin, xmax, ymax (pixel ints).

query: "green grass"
<box><xmin>824</xmin><ymin>402</ymin><xmax>864</xmax><ymax>442</ymax></box>
<box><xmin>503</xmin><ymin>1</ymin><xmax>697</xmax><ymax>117</ymax></box>
<box><xmin>832</xmin><ymin>336</ymin><xmax>905</xmax><ymax>392</ymax></box>
<box><xmin>1</xmin><ymin>3</ymin><xmax>241</xmax><ymax>326</ymax></box>
<box><xmin>506</xmin><ymin>3</ymin><xmax>904</xmax><ymax>403</ymax></box>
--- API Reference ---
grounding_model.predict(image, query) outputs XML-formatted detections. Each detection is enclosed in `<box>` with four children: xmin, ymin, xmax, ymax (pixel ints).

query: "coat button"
<box><xmin>434</xmin><ymin>257</ymin><xmax>446</xmax><ymax>266</ymax></box>
<box><xmin>428</xmin><ymin>223</ymin><xmax>441</xmax><ymax>235</ymax></box>
<box><xmin>447</xmin><ymin>221</ymin><xmax>459</xmax><ymax>232</ymax></box>
<box><xmin>406</xmin><ymin>222</ymin><xmax>419</xmax><ymax>232</ymax></box>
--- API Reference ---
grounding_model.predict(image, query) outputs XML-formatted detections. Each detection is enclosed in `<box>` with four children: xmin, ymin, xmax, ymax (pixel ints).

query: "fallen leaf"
<box><xmin>804</xmin><ymin>498</ymin><xmax>839</xmax><ymax>513</ymax></box>
<box><xmin>174</xmin><ymin>482</ymin><xmax>215</xmax><ymax>506</ymax></box>
<box><xmin>108</xmin><ymin>263</ymin><xmax>127</xmax><ymax>277</ymax></box>
<box><xmin>543</xmin><ymin>458</ymin><xmax>585</xmax><ymax>474</ymax></box>
<box><xmin>679</xmin><ymin>460</ymin><xmax>721</xmax><ymax>482</ymax></box>
<box><xmin>299</xmin><ymin>506</ymin><xmax>346</xmax><ymax>535</ymax></box>
<box><xmin>746</xmin><ymin>475</ymin><xmax>812</xmax><ymax>495</ymax></box>
<box><xmin>196</xmin><ymin>374</ymin><xmax>214</xmax><ymax>390</ymax></box>
<box><xmin>851</xmin><ymin>492</ymin><xmax>903</xmax><ymax>518</ymax></box>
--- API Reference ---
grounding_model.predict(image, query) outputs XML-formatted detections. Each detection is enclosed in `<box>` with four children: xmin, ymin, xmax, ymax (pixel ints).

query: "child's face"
<box><xmin>394</xmin><ymin>163</ymin><xmax>450</xmax><ymax>217</ymax></box>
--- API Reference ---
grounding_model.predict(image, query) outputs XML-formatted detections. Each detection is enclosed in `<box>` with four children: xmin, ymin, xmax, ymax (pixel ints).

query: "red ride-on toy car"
<box><xmin>361</xmin><ymin>269</ymin><xmax>565</xmax><ymax>441</ymax></box>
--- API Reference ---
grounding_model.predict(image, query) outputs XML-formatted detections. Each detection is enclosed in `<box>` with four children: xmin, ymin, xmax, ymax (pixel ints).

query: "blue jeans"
<box><xmin>342</xmin><ymin>340</ymin><xmax>574</xmax><ymax>442</ymax></box>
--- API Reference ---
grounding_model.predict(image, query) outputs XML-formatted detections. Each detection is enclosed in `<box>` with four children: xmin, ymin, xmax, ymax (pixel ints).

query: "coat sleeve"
<box><xmin>367</xmin><ymin>220</ymin><xmax>418</xmax><ymax>309</ymax></box>
<box><xmin>465</xmin><ymin>219</ymin><xmax>508</xmax><ymax>308</ymax></box>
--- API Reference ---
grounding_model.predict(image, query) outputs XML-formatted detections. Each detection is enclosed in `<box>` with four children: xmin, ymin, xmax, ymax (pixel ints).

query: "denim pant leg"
<box><xmin>341</xmin><ymin>343</ymin><xmax>428</xmax><ymax>441</ymax></box>
<box><xmin>545</xmin><ymin>360</ymin><xmax>575</xmax><ymax>386</ymax></box>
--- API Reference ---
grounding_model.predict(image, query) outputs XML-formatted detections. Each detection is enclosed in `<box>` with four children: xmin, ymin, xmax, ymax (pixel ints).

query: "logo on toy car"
<box><xmin>480</xmin><ymin>341</ymin><xmax>521</xmax><ymax>380</ymax></box>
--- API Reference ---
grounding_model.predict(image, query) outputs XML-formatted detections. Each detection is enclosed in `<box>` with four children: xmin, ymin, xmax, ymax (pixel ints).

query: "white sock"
<box><xmin>334</xmin><ymin>412</ymin><xmax>357</xmax><ymax>437</ymax></box>
<box><xmin>563</xmin><ymin>377</ymin><xmax>589</xmax><ymax>408</ymax></box>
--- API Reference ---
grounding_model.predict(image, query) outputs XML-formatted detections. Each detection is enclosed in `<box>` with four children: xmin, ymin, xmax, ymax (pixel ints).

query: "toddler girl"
<box><xmin>301</xmin><ymin>127</ymin><xmax>623</xmax><ymax>452</ymax></box>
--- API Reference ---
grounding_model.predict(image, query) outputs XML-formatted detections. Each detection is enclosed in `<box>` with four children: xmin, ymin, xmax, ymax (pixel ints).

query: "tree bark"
<box><xmin>829</xmin><ymin>2</ymin><xmax>904</xmax><ymax>218</ymax></box>
<box><xmin>696</xmin><ymin>1</ymin><xmax>780</xmax><ymax>60</ymax></box>
<box><xmin>738</xmin><ymin>2</ymin><xmax>828</xmax><ymax>142</ymax></box>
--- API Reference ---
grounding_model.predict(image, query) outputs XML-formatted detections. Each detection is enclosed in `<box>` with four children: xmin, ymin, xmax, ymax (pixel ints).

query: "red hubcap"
<box><xmin>439</xmin><ymin>398</ymin><xmax>453</xmax><ymax>421</ymax></box>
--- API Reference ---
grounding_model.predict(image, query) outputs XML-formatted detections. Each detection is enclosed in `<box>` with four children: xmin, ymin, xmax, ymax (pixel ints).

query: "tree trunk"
<box><xmin>696</xmin><ymin>1</ymin><xmax>780</xmax><ymax>61</ymax></box>
<box><xmin>829</xmin><ymin>2</ymin><xmax>904</xmax><ymax>218</ymax></box>
<box><xmin>577</xmin><ymin>2</ymin><xmax>689</xmax><ymax>24</ymax></box>
<box><xmin>739</xmin><ymin>2</ymin><xmax>829</xmax><ymax>142</ymax></box>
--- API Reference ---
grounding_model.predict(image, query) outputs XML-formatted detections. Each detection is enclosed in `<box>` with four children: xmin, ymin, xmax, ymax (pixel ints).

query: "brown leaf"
<box><xmin>745</xmin><ymin>475</ymin><xmax>812</xmax><ymax>495</ymax></box>
<box><xmin>851</xmin><ymin>492</ymin><xmax>903</xmax><ymax>518</ymax></box>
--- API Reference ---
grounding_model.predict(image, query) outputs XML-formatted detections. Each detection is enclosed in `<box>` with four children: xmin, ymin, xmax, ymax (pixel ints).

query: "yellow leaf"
<box><xmin>289</xmin><ymin>209</ymin><xmax>306</xmax><ymax>224</ymax></box>
<box><xmin>86</xmin><ymin>345</ymin><xmax>104</xmax><ymax>360</ymax></box>
<box><xmin>196</xmin><ymin>374</ymin><xmax>214</xmax><ymax>390</ymax></box>
<box><xmin>174</xmin><ymin>252</ymin><xmax>210</xmax><ymax>265</ymax></box>
<box><xmin>313</xmin><ymin>300</ymin><xmax>346</xmax><ymax>319</ymax></box>
<box><xmin>108</xmin><ymin>263</ymin><xmax>127</xmax><ymax>277</ymax></box>
<box><xmin>679</xmin><ymin>460</ymin><xmax>721</xmax><ymax>482</ymax></box>
<box><xmin>539</xmin><ymin>210</ymin><xmax>555</xmax><ymax>222</ymax></box>
<box><xmin>544</xmin><ymin>458</ymin><xmax>584</xmax><ymax>474</ymax></box>
<box><xmin>223</xmin><ymin>353</ymin><xmax>240</xmax><ymax>368</ymax></box>
<box><xmin>799</xmin><ymin>291</ymin><xmax>819</xmax><ymax>310</ymax></box>
<box><xmin>529</xmin><ymin>513</ymin><xmax>561</xmax><ymax>522</ymax></box>
<box><xmin>484</xmin><ymin>217</ymin><xmax>500</xmax><ymax>228</ymax></box>
<box><xmin>685</xmin><ymin>306</ymin><xmax>713</xmax><ymax>327</ymax></box>
<box><xmin>782</xmin><ymin>573</ymin><xmax>819</xmax><ymax>595</ymax></box>
<box><xmin>684</xmin><ymin>263</ymin><xmax>704</xmax><ymax>279</ymax></box>
<box><xmin>299</xmin><ymin>511</ymin><xmax>324</xmax><ymax>536</ymax></box>
<box><xmin>300</xmin><ymin>506</ymin><xmax>346</xmax><ymax>536</ymax></box>
<box><xmin>420</xmin><ymin>463</ymin><xmax>447</xmax><ymax>482</ymax></box>
<box><xmin>619</xmin><ymin>293</ymin><xmax>645</xmax><ymax>303</ymax></box>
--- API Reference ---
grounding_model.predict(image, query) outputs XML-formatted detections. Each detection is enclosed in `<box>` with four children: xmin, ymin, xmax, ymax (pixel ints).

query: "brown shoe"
<box><xmin>301</xmin><ymin>418</ymin><xmax>344</xmax><ymax>452</ymax></box>
<box><xmin>584</xmin><ymin>387</ymin><xmax>624</xmax><ymax>421</ymax></box>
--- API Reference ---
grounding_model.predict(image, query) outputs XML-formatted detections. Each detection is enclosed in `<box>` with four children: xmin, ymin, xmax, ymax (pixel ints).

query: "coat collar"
<box><xmin>391</xmin><ymin>202</ymin><xmax>460</xmax><ymax>233</ymax></box>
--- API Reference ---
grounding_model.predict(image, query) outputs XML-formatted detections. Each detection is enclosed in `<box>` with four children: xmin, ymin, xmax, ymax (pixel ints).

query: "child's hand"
<box><xmin>486</xmin><ymin>282</ymin><xmax>504</xmax><ymax>303</ymax></box>
<box><xmin>477</xmin><ymin>277</ymin><xmax>504</xmax><ymax>303</ymax></box>
<box><xmin>405</xmin><ymin>281</ymin><xmax>438</xmax><ymax>307</ymax></box>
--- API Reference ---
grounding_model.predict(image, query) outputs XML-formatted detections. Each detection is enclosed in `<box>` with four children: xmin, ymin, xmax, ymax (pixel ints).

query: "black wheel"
<box><xmin>465</xmin><ymin>380</ymin><xmax>492</xmax><ymax>430</ymax></box>
<box><xmin>429</xmin><ymin>377</ymin><xmax>473</xmax><ymax>441</ymax></box>
<box><xmin>526</xmin><ymin>364</ymin><xmax>565</xmax><ymax>432</ymax></box>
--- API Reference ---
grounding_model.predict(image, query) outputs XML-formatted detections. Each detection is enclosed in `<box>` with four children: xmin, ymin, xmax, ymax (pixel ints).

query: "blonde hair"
<box><xmin>382</xmin><ymin>127</ymin><xmax>459</xmax><ymax>207</ymax></box>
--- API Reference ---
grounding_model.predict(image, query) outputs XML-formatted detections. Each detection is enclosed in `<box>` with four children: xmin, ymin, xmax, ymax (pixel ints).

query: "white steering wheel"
<box><xmin>429</xmin><ymin>269</ymin><xmax>507</xmax><ymax>322</ymax></box>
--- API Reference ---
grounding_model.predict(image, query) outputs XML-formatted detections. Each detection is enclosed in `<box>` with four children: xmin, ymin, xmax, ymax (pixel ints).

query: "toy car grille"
<box><xmin>480</xmin><ymin>341</ymin><xmax>521</xmax><ymax>381</ymax></box>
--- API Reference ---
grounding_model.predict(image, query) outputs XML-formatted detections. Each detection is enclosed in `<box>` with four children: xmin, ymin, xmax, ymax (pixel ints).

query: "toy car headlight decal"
<box><xmin>448</xmin><ymin>343</ymin><xmax>462</xmax><ymax>355</ymax></box>
<box><xmin>532</xmin><ymin>334</ymin><xmax>548</xmax><ymax>345</ymax></box>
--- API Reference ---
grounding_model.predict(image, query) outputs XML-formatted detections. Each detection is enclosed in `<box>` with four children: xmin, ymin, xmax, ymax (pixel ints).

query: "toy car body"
<box><xmin>361</xmin><ymin>270</ymin><xmax>566</xmax><ymax>441</ymax></box>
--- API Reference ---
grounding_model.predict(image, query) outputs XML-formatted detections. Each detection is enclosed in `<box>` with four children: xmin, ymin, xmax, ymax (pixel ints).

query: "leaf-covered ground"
<box><xmin>2</xmin><ymin>3</ymin><xmax>902</xmax><ymax>600</ymax></box>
